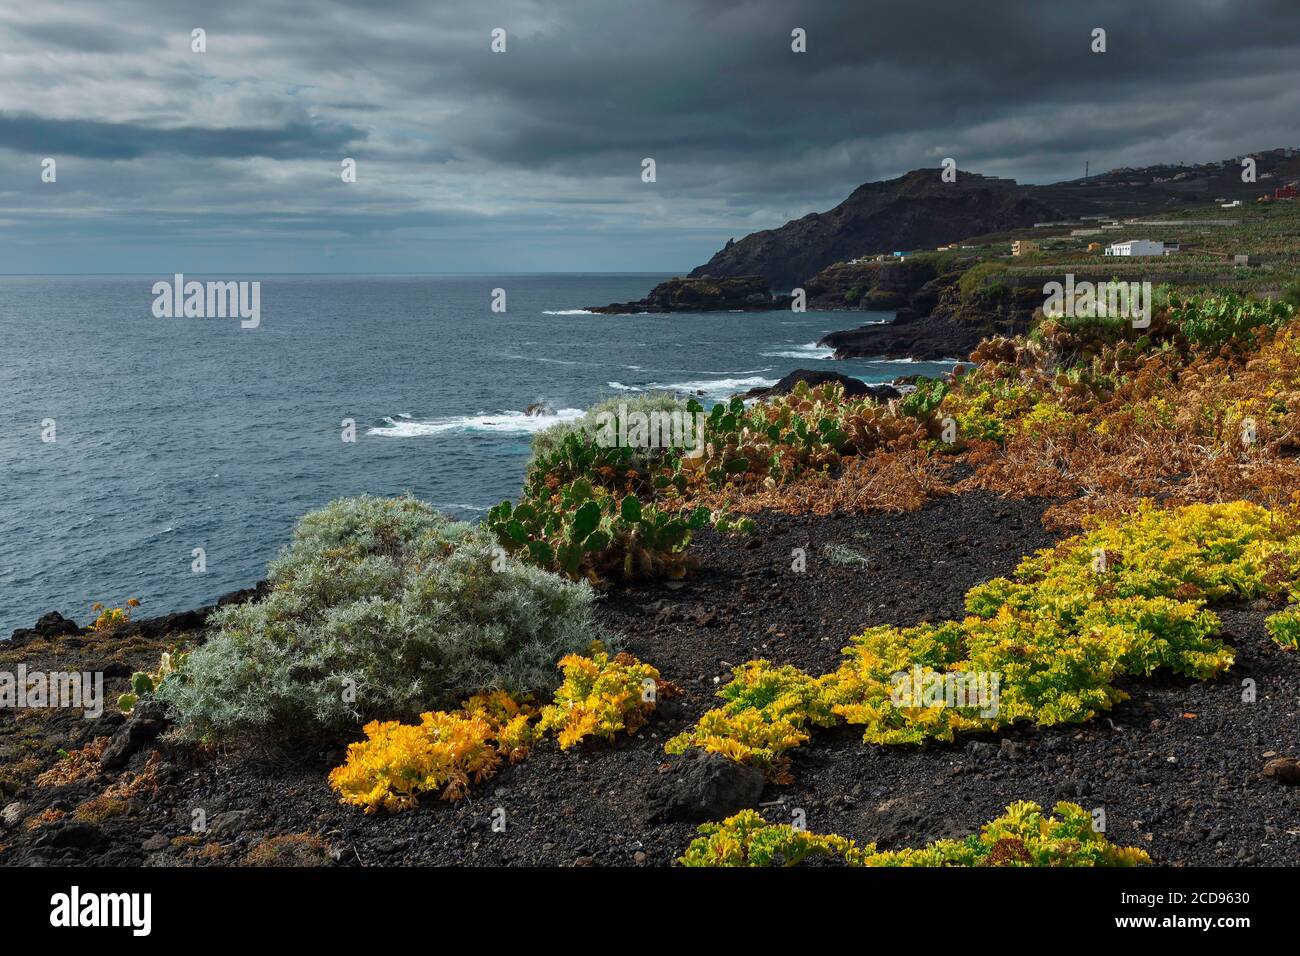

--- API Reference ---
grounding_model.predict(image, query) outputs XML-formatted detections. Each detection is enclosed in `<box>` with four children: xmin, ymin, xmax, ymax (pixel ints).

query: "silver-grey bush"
<box><xmin>159</xmin><ymin>495</ymin><xmax>603</xmax><ymax>741</ymax></box>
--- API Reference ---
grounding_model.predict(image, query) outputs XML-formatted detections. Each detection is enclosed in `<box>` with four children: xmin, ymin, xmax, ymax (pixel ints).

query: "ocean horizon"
<box><xmin>0</xmin><ymin>273</ymin><xmax>952</xmax><ymax>636</ymax></box>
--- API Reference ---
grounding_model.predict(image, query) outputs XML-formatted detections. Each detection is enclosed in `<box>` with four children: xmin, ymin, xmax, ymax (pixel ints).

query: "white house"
<box><xmin>1105</xmin><ymin>239</ymin><xmax>1164</xmax><ymax>257</ymax></box>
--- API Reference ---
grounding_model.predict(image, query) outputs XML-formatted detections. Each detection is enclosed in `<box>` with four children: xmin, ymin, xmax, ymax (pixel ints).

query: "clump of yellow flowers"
<box><xmin>664</xmin><ymin>661</ymin><xmax>836</xmax><ymax>780</ymax></box>
<box><xmin>330</xmin><ymin>647</ymin><xmax>671</xmax><ymax>812</ymax></box>
<box><xmin>679</xmin><ymin>801</ymin><xmax>1151</xmax><ymax>867</ymax></box>
<box><xmin>670</xmin><ymin>501</ymin><xmax>1300</xmax><ymax>770</ymax></box>
<box><xmin>89</xmin><ymin>597</ymin><xmax>140</xmax><ymax>634</ymax></box>
<box><xmin>539</xmin><ymin>644</ymin><xmax>677</xmax><ymax>750</ymax></box>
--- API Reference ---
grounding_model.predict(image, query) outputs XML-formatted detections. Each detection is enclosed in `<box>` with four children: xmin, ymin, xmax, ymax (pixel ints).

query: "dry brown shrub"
<box><xmin>693</xmin><ymin>321</ymin><xmax>1300</xmax><ymax>530</ymax></box>
<box><xmin>72</xmin><ymin>796</ymin><xmax>129</xmax><ymax>824</ymax></box>
<box><xmin>241</xmin><ymin>832</ymin><xmax>334</xmax><ymax>867</ymax></box>
<box><xmin>23</xmin><ymin>808</ymin><xmax>66</xmax><ymax>830</ymax></box>
<box><xmin>694</xmin><ymin>446</ymin><xmax>952</xmax><ymax>517</ymax></box>
<box><xmin>34</xmin><ymin>737</ymin><xmax>110</xmax><ymax>787</ymax></box>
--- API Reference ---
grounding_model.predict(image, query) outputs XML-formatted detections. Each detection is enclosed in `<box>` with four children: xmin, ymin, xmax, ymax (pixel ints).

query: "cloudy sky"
<box><xmin>3</xmin><ymin>0</ymin><xmax>1299</xmax><ymax>274</ymax></box>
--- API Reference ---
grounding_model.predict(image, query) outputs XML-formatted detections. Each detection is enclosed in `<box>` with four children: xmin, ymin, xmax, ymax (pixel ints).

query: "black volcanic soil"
<box><xmin>3</xmin><ymin>492</ymin><xmax>1299</xmax><ymax>867</ymax></box>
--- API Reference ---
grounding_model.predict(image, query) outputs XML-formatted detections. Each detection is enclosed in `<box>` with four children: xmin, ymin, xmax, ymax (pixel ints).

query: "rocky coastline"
<box><xmin>587</xmin><ymin>275</ymin><xmax>791</xmax><ymax>314</ymax></box>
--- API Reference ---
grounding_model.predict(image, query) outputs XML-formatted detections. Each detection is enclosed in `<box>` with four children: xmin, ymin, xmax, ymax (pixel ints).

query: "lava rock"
<box><xmin>8</xmin><ymin>611</ymin><xmax>81</xmax><ymax>646</ymax></box>
<box><xmin>588</xmin><ymin>276</ymin><xmax>791</xmax><ymax>315</ymax></box>
<box><xmin>645</xmin><ymin>751</ymin><xmax>765</xmax><ymax>822</ymax></box>
<box><xmin>100</xmin><ymin>700</ymin><xmax>169</xmax><ymax>770</ymax></box>
<box><xmin>742</xmin><ymin>369</ymin><xmax>901</xmax><ymax>402</ymax></box>
<box><xmin>34</xmin><ymin>820</ymin><xmax>102</xmax><ymax>850</ymax></box>
<box><xmin>209</xmin><ymin>810</ymin><xmax>252</xmax><ymax>837</ymax></box>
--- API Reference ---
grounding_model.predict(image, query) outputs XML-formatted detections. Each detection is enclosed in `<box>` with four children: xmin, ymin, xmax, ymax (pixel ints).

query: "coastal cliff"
<box><xmin>687</xmin><ymin>170</ymin><xmax>1064</xmax><ymax>290</ymax></box>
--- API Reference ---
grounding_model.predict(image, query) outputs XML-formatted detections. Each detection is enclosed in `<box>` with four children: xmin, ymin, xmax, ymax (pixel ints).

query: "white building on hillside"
<box><xmin>1104</xmin><ymin>239</ymin><xmax>1164</xmax><ymax>257</ymax></box>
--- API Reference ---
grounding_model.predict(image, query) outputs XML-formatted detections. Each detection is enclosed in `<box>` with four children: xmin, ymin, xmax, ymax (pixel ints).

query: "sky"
<box><xmin>2</xmin><ymin>0</ymin><xmax>1299</xmax><ymax>274</ymax></box>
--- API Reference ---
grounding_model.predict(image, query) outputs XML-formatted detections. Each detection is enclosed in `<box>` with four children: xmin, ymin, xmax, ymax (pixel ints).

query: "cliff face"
<box><xmin>687</xmin><ymin>170</ymin><xmax>1065</xmax><ymax>290</ymax></box>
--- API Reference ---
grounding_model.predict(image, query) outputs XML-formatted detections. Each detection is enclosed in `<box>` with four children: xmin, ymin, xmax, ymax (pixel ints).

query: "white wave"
<box><xmin>368</xmin><ymin>408</ymin><xmax>584</xmax><ymax>437</ymax></box>
<box><xmin>761</xmin><ymin>341</ymin><xmax>835</xmax><ymax>360</ymax></box>
<box><xmin>607</xmin><ymin>382</ymin><xmax>643</xmax><ymax>392</ymax></box>
<box><xmin>657</xmin><ymin>375</ymin><xmax>778</xmax><ymax>398</ymax></box>
<box><xmin>503</xmin><ymin>353</ymin><xmax>580</xmax><ymax>366</ymax></box>
<box><xmin>541</xmin><ymin>309</ymin><xmax>596</xmax><ymax>315</ymax></box>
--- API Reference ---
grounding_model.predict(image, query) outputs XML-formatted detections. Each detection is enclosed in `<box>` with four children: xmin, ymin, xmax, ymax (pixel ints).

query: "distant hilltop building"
<box><xmin>1105</xmin><ymin>239</ymin><xmax>1164</xmax><ymax>257</ymax></box>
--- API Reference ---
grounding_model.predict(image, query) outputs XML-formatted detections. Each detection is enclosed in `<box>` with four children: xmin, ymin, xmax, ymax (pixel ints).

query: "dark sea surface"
<box><xmin>0</xmin><ymin>274</ymin><xmax>956</xmax><ymax>635</ymax></box>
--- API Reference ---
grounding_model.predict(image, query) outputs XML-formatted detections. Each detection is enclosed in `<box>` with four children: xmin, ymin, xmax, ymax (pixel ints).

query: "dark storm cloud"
<box><xmin>0</xmin><ymin>113</ymin><xmax>367</xmax><ymax>160</ymax></box>
<box><xmin>1</xmin><ymin>0</ymin><xmax>1298</xmax><ymax>272</ymax></box>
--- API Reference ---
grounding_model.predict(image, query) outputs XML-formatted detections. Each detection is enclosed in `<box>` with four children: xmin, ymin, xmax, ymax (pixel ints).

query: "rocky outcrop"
<box><xmin>588</xmin><ymin>276</ymin><xmax>791</xmax><ymax>314</ymax></box>
<box><xmin>7</xmin><ymin>611</ymin><xmax>81</xmax><ymax>647</ymax></box>
<box><xmin>815</xmin><ymin>260</ymin><xmax>1047</xmax><ymax>361</ymax></box>
<box><xmin>100</xmin><ymin>700</ymin><xmax>169</xmax><ymax>770</ymax></box>
<box><xmin>819</xmin><ymin>305</ymin><xmax>1037</xmax><ymax>362</ymax></box>
<box><xmin>688</xmin><ymin>170</ymin><xmax>1065</xmax><ymax>290</ymax></box>
<box><xmin>741</xmin><ymin>369</ymin><xmax>901</xmax><ymax>402</ymax></box>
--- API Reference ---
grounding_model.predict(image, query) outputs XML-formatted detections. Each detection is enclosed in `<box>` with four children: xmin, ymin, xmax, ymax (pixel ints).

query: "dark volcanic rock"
<box><xmin>8</xmin><ymin>611</ymin><xmax>81</xmax><ymax>646</ymax></box>
<box><xmin>819</xmin><ymin>311</ymin><xmax>1032</xmax><ymax>362</ymax></box>
<box><xmin>589</xmin><ymin>276</ymin><xmax>791</xmax><ymax>314</ymax></box>
<box><xmin>742</xmin><ymin>369</ymin><xmax>900</xmax><ymax>402</ymax></box>
<box><xmin>100</xmin><ymin>700</ymin><xmax>169</xmax><ymax>770</ymax></box>
<box><xmin>34</xmin><ymin>820</ymin><xmax>103</xmax><ymax>850</ymax></box>
<box><xmin>645</xmin><ymin>751</ymin><xmax>766</xmax><ymax>822</ymax></box>
<box><xmin>688</xmin><ymin>171</ymin><xmax>1064</xmax><ymax>290</ymax></box>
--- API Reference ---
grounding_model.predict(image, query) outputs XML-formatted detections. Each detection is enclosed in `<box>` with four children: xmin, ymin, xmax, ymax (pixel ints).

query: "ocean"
<box><xmin>0</xmin><ymin>273</ymin><xmax>955</xmax><ymax>636</ymax></box>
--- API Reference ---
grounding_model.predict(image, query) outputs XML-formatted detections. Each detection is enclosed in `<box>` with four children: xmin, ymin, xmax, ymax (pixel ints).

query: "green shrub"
<box><xmin>526</xmin><ymin>392</ymin><xmax>687</xmax><ymax>474</ymax></box>
<box><xmin>958</xmin><ymin>261</ymin><xmax>1010</xmax><ymax>305</ymax></box>
<box><xmin>1167</xmin><ymin>290</ymin><xmax>1293</xmax><ymax>349</ymax></box>
<box><xmin>159</xmin><ymin>495</ymin><xmax>602</xmax><ymax>742</ymax></box>
<box><xmin>1265</xmin><ymin>606</ymin><xmax>1300</xmax><ymax>650</ymax></box>
<box><xmin>492</xmin><ymin>395</ymin><xmax>753</xmax><ymax>584</ymax></box>
<box><xmin>1283</xmin><ymin>281</ymin><xmax>1300</xmax><ymax>311</ymax></box>
<box><xmin>899</xmin><ymin>377</ymin><xmax>948</xmax><ymax>420</ymax></box>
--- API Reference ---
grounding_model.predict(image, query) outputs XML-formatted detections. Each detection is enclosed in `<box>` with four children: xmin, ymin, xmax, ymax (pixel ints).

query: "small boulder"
<box><xmin>100</xmin><ymin>700</ymin><xmax>169</xmax><ymax>770</ymax></box>
<box><xmin>1</xmin><ymin>802</ymin><xmax>25</xmax><ymax>828</ymax></box>
<box><xmin>34</xmin><ymin>820</ymin><xmax>102</xmax><ymax>850</ymax></box>
<box><xmin>645</xmin><ymin>751</ymin><xmax>765</xmax><ymax>823</ymax></box>
<box><xmin>209</xmin><ymin>809</ymin><xmax>252</xmax><ymax>837</ymax></box>
<box><xmin>1263</xmin><ymin>757</ymin><xmax>1300</xmax><ymax>785</ymax></box>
